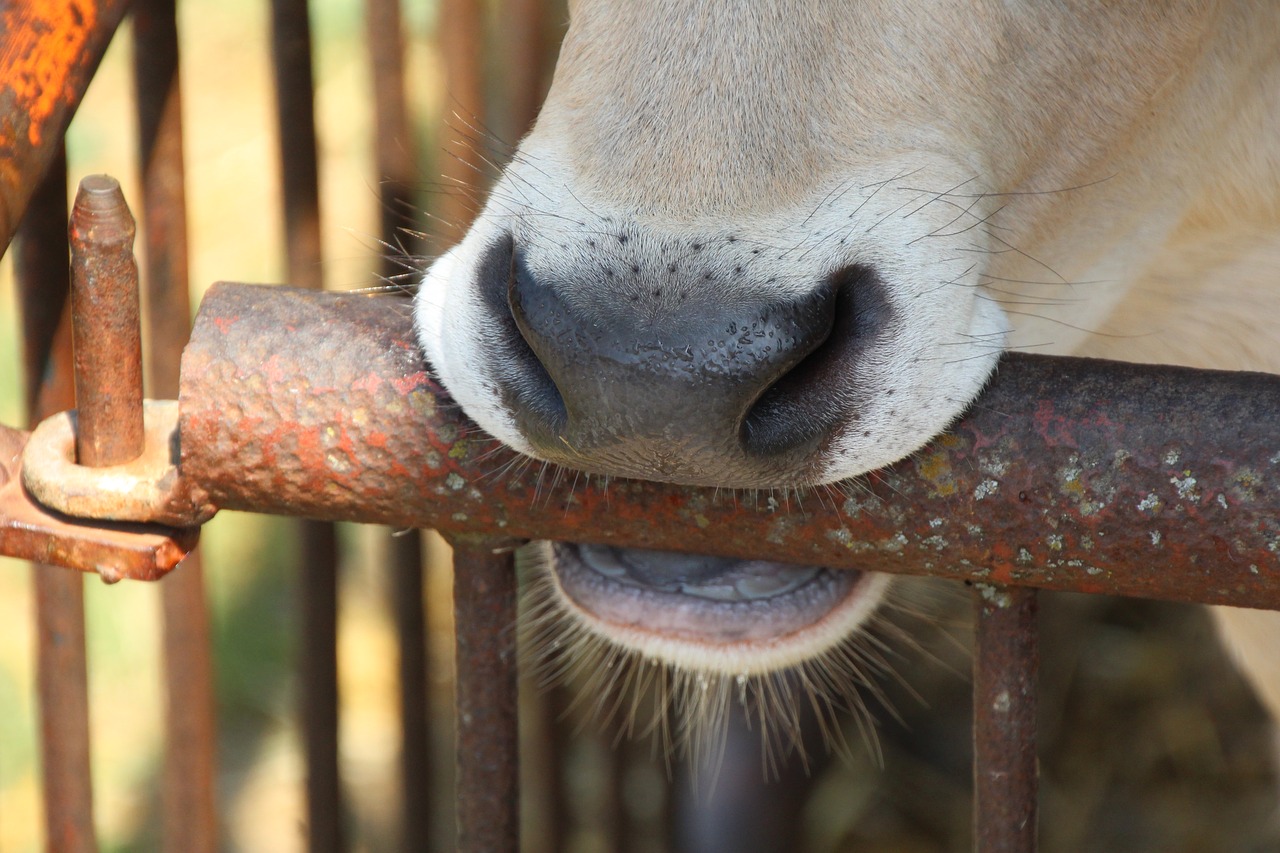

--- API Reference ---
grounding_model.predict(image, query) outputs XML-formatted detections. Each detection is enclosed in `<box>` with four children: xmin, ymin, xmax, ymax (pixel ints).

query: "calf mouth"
<box><xmin>541</xmin><ymin>542</ymin><xmax>890</xmax><ymax>677</ymax></box>
<box><xmin>522</xmin><ymin>540</ymin><xmax>897</xmax><ymax>763</ymax></box>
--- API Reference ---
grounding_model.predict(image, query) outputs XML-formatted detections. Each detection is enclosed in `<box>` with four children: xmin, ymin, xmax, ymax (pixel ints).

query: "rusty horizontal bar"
<box><xmin>179</xmin><ymin>283</ymin><xmax>1280</xmax><ymax>609</ymax></box>
<box><xmin>0</xmin><ymin>0</ymin><xmax>130</xmax><ymax>256</ymax></box>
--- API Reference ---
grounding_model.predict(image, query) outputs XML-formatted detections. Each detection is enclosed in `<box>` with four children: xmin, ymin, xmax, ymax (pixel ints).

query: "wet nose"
<box><xmin>481</xmin><ymin>237</ymin><xmax>884</xmax><ymax>483</ymax></box>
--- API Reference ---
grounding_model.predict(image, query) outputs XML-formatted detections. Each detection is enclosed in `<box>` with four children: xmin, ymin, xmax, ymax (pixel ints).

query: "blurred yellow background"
<box><xmin>0</xmin><ymin>1</ymin><xmax>465</xmax><ymax>849</ymax></box>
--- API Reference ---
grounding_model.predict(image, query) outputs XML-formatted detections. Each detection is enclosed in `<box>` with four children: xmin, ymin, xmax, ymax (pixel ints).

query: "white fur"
<box><xmin>416</xmin><ymin>0</ymin><xmax>1280</xmax><ymax>717</ymax></box>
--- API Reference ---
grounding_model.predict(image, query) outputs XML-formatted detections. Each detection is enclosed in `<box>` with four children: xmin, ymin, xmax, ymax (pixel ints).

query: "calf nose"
<box><xmin>482</xmin><ymin>237</ymin><xmax>883</xmax><ymax>483</ymax></box>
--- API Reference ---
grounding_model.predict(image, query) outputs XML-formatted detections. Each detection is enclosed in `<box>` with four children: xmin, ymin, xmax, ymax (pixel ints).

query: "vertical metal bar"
<box><xmin>973</xmin><ymin>585</ymin><xmax>1039</xmax><ymax>853</ymax></box>
<box><xmin>544</xmin><ymin>686</ymin><xmax>571</xmax><ymax>852</ymax></box>
<box><xmin>363</xmin><ymin>0</ymin><xmax>432</xmax><ymax>847</ymax></box>
<box><xmin>17</xmin><ymin>148</ymin><xmax>74</xmax><ymax>421</ymax></box>
<box><xmin>34</xmin><ymin>171</ymin><xmax>142</xmax><ymax>853</ymax></box>
<box><xmin>17</xmin><ymin>148</ymin><xmax>99</xmax><ymax>853</ymax></box>
<box><xmin>450</xmin><ymin>538</ymin><xmax>520</xmax><ymax>853</ymax></box>
<box><xmin>69</xmin><ymin>175</ymin><xmax>144</xmax><ymax>467</ymax></box>
<box><xmin>433</xmin><ymin>2</ymin><xmax>488</xmax><ymax>847</ymax></box>
<box><xmin>270</xmin><ymin>0</ymin><xmax>324</xmax><ymax>293</ymax></box>
<box><xmin>33</xmin><ymin>571</ymin><xmax>96</xmax><ymax>853</ymax></box>
<box><xmin>132</xmin><ymin>2</ymin><xmax>219</xmax><ymax>850</ymax></box>
<box><xmin>389</xmin><ymin>533</ymin><xmax>431</xmax><ymax>849</ymax></box>
<box><xmin>500</xmin><ymin>0</ymin><xmax>549</xmax><ymax>135</ymax></box>
<box><xmin>298</xmin><ymin>521</ymin><xmax>342</xmax><ymax>850</ymax></box>
<box><xmin>366</xmin><ymin>0</ymin><xmax>415</xmax><ymax>208</ymax></box>
<box><xmin>269</xmin><ymin>1</ymin><xmax>344</xmax><ymax>849</ymax></box>
<box><xmin>435</xmin><ymin>0</ymin><xmax>485</xmax><ymax>245</ymax></box>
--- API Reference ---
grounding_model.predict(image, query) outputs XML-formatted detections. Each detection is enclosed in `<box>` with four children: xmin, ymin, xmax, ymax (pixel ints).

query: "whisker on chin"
<box><xmin>516</xmin><ymin>543</ymin><xmax>954</xmax><ymax>783</ymax></box>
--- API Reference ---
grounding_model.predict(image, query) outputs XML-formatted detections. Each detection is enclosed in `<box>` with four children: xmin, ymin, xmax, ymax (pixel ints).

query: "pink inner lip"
<box><xmin>551</xmin><ymin>542</ymin><xmax>867</xmax><ymax>645</ymax></box>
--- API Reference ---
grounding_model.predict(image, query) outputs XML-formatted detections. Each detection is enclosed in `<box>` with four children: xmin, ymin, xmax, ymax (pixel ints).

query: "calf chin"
<box><xmin>519</xmin><ymin>540</ymin><xmax>918</xmax><ymax>764</ymax></box>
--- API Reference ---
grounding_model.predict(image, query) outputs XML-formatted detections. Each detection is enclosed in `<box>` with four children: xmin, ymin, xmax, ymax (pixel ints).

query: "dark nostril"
<box><xmin>475</xmin><ymin>235</ymin><xmax>567</xmax><ymax>440</ymax></box>
<box><xmin>482</xmin><ymin>233</ymin><xmax>886</xmax><ymax>478</ymax></box>
<box><xmin>741</xmin><ymin>264</ymin><xmax>887</xmax><ymax>458</ymax></box>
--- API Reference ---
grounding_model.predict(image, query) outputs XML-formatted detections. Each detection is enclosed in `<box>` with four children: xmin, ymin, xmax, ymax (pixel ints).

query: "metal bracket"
<box><xmin>22</xmin><ymin>400</ymin><xmax>216</xmax><ymax>528</ymax></box>
<box><xmin>1</xmin><ymin>174</ymin><xmax>201</xmax><ymax>581</ymax></box>
<box><xmin>0</xmin><ymin>422</ymin><xmax>197</xmax><ymax>581</ymax></box>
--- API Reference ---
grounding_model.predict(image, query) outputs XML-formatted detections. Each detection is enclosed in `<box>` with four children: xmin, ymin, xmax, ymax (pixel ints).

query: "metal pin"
<box><xmin>69</xmin><ymin>174</ymin><xmax>145</xmax><ymax>469</ymax></box>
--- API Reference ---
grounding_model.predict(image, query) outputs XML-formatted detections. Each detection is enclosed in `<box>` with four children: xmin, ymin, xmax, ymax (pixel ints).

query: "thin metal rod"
<box><xmin>132</xmin><ymin>1</ymin><xmax>219</xmax><ymax>849</ymax></box>
<box><xmin>363</xmin><ymin>0</ymin><xmax>433</xmax><ymax>845</ymax></box>
<box><xmin>18</xmin><ymin>147</ymin><xmax>99</xmax><ymax>853</ymax></box>
<box><xmin>180</xmin><ymin>285</ymin><xmax>1280</xmax><ymax>610</ymax></box>
<box><xmin>435</xmin><ymin>0</ymin><xmax>486</xmax><ymax>247</ymax></box>
<box><xmin>389</xmin><ymin>531</ymin><xmax>431</xmax><ymax>849</ymax></box>
<box><xmin>269</xmin><ymin>1</ymin><xmax>344</xmax><ymax>848</ymax></box>
<box><xmin>450</xmin><ymin>538</ymin><xmax>520</xmax><ymax>853</ymax></box>
<box><xmin>0</xmin><ymin>0</ymin><xmax>131</xmax><ymax>255</ymax></box>
<box><xmin>299</xmin><ymin>519</ymin><xmax>342</xmax><ymax>851</ymax></box>
<box><xmin>33</xmin><ymin>570</ymin><xmax>96</xmax><ymax>853</ymax></box>
<box><xmin>500</xmin><ymin>0</ymin><xmax>550</xmax><ymax>135</ymax></box>
<box><xmin>270</xmin><ymin>0</ymin><xmax>324</xmax><ymax>291</ymax></box>
<box><xmin>16</xmin><ymin>156</ymin><xmax>73</xmax><ymax>418</ymax></box>
<box><xmin>973</xmin><ymin>585</ymin><xmax>1039</xmax><ymax>853</ymax></box>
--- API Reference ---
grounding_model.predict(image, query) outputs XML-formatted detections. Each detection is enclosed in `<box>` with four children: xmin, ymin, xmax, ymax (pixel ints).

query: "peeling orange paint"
<box><xmin>0</xmin><ymin>0</ymin><xmax>97</xmax><ymax>147</ymax></box>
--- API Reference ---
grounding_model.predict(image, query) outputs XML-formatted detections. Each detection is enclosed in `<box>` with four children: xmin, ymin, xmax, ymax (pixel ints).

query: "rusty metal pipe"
<box><xmin>973</xmin><ymin>585</ymin><xmax>1039</xmax><ymax>853</ymax></box>
<box><xmin>0</xmin><ymin>0</ymin><xmax>131</xmax><ymax>256</ymax></box>
<box><xmin>180</xmin><ymin>284</ymin><xmax>1280</xmax><ymax>610</ymax></box>
<box><xmin>450</xmin><ymin>537</ymin><xmax>521</xmax><ymax>853</ymax></box>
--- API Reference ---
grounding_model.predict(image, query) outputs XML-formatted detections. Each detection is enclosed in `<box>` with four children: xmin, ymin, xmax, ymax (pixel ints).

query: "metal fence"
<box><xmin>1</xmin><ymin>1</ymin><xmax>1277</xmax><ymax>852</ymax></box>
